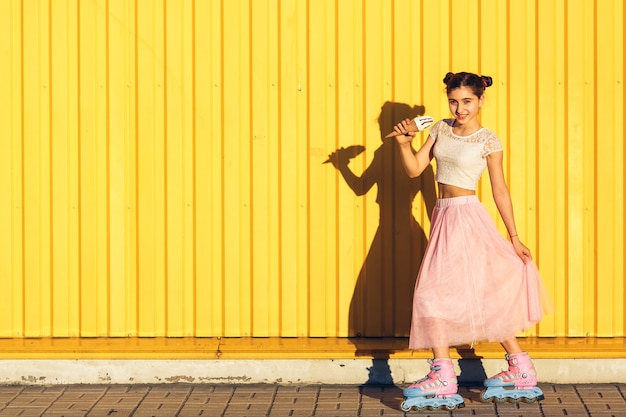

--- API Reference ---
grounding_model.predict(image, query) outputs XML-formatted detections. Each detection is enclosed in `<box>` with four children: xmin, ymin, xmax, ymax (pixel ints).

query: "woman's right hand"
<box><xmin>393</xmin><ymin>118</ymin><xmax>415</xmax><ymax>144</ymax></box>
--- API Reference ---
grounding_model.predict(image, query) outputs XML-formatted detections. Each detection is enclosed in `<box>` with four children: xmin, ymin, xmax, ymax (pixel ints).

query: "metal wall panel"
<box><xmin>0</xmin><ymin>0</ymin><xmax>623</xmax><ymax>338</ymax></box>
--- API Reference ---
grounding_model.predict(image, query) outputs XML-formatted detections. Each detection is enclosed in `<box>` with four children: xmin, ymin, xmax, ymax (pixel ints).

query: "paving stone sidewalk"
<box><xmin>0</xmin><ymin>383</ymin><xmax>624</xmax><ymax>417</ymax></box>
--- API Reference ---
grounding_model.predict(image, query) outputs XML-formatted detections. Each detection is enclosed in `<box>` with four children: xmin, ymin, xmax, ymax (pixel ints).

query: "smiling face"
<box><xmin>447</xmin><ymin>86</ymin><xmax>484</xmax><ymax>128</ymax></box>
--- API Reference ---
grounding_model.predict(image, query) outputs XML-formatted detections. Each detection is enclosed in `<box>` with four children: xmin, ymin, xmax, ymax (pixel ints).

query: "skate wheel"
<box><xmin>400</xmin><ymin>400</ymin><xmax>412</xmax><ymax>412</ymax></box>
<box><xmin>480</xmin><ymin>390</ymin><xmax>506</xmax><ymax>403</ymax></box>
<box><xmin>480</xmin><ymin>390</ymin><xmax>492</xmax><ymax>403</ymax></box>
<box><xmin>495</xmin><ymin>395</ymin><xmax>507</xmax><ymax>403</ymax></box>
<box><xmin>444</xmin><ymin>397</ymin><xmax>465</xmax><ymax>411</ymax></box>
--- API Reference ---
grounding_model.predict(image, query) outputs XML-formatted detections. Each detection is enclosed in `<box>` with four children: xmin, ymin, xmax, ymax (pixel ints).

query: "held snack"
<box><xmin>385</xmin><ymin>115</ymin><xmax>434</xmax><ymax>138</ymax></box>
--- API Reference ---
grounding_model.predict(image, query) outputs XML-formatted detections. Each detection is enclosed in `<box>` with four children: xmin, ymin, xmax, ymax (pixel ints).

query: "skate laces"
<box><xmin>407</xmin><ymin>360</ymin><xmax>453</xmax><ymax>392</ymax></box>
<box><xmin>407</xmin><ymin>371</ymin><xmax>441</xmax><ymax>391</ymax></box>
<box><xmin>490</xmin><ymin>369</ymin><xmax>518</xmax><ymax>383</ymax></box>
<box><xmin>491</xmin><ymin>353</ymin><xmax>537</xmax><ymax>385</ymax></box>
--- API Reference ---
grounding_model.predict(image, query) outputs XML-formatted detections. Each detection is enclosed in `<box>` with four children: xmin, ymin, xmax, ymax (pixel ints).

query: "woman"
<box><xmin>394</xmin><ymin>72</ymin><xmax>552</xmax><ymax>411</ymax></box>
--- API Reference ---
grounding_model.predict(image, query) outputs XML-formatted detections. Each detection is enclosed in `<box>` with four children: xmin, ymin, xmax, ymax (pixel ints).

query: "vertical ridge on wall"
<box><xmin>593</xmin><ymin>0</ymin><xmax>625</xmax><ymax>336</ymax></box>
<box><xmin>23</xmin><ymin>0</ymin><xmax>52</xmax><ymax>337</ymax></box>
<box><xmin>0</xmin><ymin>0</ymin><xmax>19</xmax><ymax>336</ymax></box>
<box><xmin>107</xmin><ymin>0</ymin><xmax>119</xmax><ymax>337</ymax></box>
<box><xmin>278</xmin><ymin>0</ymin><xmax>294</xmax><ymax>337</ymax></box>
<box><xmin>0</xmin><ymin>0</ymin><xmax>624</xmax><ymax>339</ymax></box>
<box><xmin>193</xmin><ymin>0</ymin><xmax>221</xmax><ymax>337</ymax></box>
<box><xmin>566</xmin><ymin>0</ymin><xmax>587</xmax><ymax>336</ymax></box>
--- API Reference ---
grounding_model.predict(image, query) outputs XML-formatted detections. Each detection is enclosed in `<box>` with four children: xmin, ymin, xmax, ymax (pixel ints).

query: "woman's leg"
<box><xmin>433</xmin><ymin>346</ymin><xmax>451</xmax><ymax>359</ymax></box>
<box><xmin>481</xmin><ymin>337</ymin><xmax>544</xmax><ymax>403</ymax></box>
<box><xmin>496</xmin><ymin>337</ymin><xmax>537</xmax><ymax>386</ymax></box>
<box><xmin>404</xmin><ymin>346</ymin><xmax>459</xmax><ymax>399</ymax></box>
<box><xmin>500</xmin><ymin>337</ymin><xmax>523</xmax><ymax>354</ymax></box>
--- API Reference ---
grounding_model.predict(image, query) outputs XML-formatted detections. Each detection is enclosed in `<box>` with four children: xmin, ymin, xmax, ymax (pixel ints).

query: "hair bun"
<box><xmin>443</xmin><ymin>72</ymin><xmax>455</xmax><ymax>85</ymax></box>
<box><xmin>481</xmin><ymin>76</ymin><xmax>493</xmax><ymax>88</ymax></box>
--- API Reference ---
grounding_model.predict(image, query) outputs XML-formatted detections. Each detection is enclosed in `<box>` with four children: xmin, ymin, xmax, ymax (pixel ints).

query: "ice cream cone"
<box><xmin>385</xmin><ymin>116</ymin><xmax>434</xmax><ymax>138</ymax></box>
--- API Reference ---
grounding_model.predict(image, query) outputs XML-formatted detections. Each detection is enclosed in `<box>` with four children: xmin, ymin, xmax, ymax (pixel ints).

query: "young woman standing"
<box><xmin>393</xmin><ymin>72</ymin><xmax>552</xmax><ymax>411</ymax></box>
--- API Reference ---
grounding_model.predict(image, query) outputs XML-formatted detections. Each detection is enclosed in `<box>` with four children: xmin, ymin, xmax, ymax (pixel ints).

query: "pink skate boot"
<box><xmin>482</xmin><ymin>351</ymin><xmax>545</xmax><ymax>403</ymax></box>
<box><xmin>401</xmin><ymin>358</ymin><xmax>465</xmax><ymax>412</ymax></box>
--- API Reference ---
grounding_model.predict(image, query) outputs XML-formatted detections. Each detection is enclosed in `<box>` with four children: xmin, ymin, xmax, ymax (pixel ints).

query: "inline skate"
<box><xmin>481</xmin><ymin>351</ymin><xmax>545</xmax><ymax>403</ymax></box>
<box><xmin>401</xmin><ymin>358</ymin><xmax>465</xmax><ymax>412</ymax></box>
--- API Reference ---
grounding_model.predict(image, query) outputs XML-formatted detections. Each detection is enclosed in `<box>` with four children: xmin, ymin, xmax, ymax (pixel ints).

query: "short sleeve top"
<box><xmin>430</xmin><ymin>119</ymin><xmax>503</xmax><ymax>190</ymax></box>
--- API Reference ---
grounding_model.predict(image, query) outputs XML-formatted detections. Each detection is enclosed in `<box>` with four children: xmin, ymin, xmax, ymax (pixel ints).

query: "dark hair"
<box><xmin>443</xmin><ymin>72</ymin><xmax>493</xmax><ymax>97</ymax></box>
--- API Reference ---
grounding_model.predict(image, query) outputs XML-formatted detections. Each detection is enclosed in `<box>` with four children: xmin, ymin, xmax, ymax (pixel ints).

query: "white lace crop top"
<box><xmin>430</xmin><ymin>119</ymin><xmax>503</xmax><ymax>190</ymax></box>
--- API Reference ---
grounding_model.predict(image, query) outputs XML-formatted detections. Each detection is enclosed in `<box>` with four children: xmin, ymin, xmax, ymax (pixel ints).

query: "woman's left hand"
<box><xmin>511</xmin><ymin>238</ymin><xmax>532</xmax><ymax>263</ymax></box>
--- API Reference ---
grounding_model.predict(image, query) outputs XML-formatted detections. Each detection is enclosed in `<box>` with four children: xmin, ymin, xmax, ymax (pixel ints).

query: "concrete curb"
<box><xmin>2</xmin><ymin>358</ymin><xmax>626</xmax><ymax>385</ymax></box>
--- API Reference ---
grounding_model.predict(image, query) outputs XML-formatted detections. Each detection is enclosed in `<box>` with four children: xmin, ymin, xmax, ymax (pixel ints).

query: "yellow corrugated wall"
<box><xmin>0</xmin><ymin>0</ymin><xmax>623</xmax><ymax>339</ymax></box>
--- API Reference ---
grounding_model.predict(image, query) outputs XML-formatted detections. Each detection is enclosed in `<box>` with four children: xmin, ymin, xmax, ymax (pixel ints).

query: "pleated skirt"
<box><xmin>408</xmin><ymin>195</ymin><xmax>553</xmax><ymax>350</ymax></box>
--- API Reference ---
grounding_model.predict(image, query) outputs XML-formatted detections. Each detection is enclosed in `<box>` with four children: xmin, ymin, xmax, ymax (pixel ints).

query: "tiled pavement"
<box><xmin>0</xmin><ymin>383</ymin><xmax>624</xmax><ymax>417</ymax></box>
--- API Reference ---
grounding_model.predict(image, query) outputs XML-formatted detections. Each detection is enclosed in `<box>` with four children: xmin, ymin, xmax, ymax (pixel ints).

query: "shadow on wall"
<box><xmin>326</xmin><ymin>101</ymin><xmax>437</xmax><ymax>384</ymax></box>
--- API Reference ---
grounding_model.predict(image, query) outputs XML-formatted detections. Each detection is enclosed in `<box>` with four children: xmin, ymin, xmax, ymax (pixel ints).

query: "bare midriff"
<box><xmin>438</xmin><ymin>183</ymin><xmax>476</xmax><ymax>199</ymax></box>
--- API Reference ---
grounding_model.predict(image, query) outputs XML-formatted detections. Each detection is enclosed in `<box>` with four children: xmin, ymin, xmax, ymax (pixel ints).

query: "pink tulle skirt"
<box><xmin>408</xmin><ymin>195</ymin><xmax>552</xmax><ymax>350</ymax></box>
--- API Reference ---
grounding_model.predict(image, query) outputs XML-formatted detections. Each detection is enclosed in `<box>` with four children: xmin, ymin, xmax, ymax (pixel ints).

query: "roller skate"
<box><xmin>401</xmin><ymin>358</ymin><xmax>465</xmax><ymax>412</ymax></box>
<box><xmin>481</xmin><ymin>352</ymin><xmax>545</xmax><ymax>403</ymax></box>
